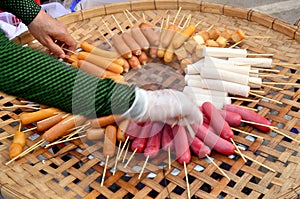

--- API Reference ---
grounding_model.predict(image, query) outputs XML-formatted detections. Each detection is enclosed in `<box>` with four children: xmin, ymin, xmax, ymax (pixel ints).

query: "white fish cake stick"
<box><xmin>187</xmin><ymin>79</ymin><xmax>250</xmax><ymax>97</ymax></box>
<box><xmin>202</xmin><ymin>47</ymin><xmax>248</xmax><ymax>58</ymax></box>
<box><xmin>228</xmin><ymin>57</ymin><xmax>273</xmax><ymax>68</ymax></box>
<box><xmin>200</xmin><ymin>67</ymin><xmax>249</xmax><ymax>85</ymax></box>
<box><xmin>204</xmin><ymin>56</ymin><xmax>251</xmax><ymax>75</ymax></box>
<box><xmin>248</xmin><ymin>77</ymin><xmax>262</xmax><ymax>88</ymax></box>
<box><xmin>185</xmin><ymin>59</ymin><xmax>204</xmax><ymax>74</ymax></box>
<box><xmin>183</xmin><ymin>86</ymin><xmax>228</xmax><ymax>97</ymax></box>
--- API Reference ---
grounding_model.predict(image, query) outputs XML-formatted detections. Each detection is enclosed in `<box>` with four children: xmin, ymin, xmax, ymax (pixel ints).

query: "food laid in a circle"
<box><xmin>1</xmin><ymin>7</ymin><xmax>299</xmax><ymax>198</ymax></box>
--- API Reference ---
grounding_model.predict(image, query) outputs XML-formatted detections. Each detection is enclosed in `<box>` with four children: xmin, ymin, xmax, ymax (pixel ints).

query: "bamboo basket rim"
<box><xmin>2</xmin><ymin>1</ymin><xmax>300</xmax><ymax>199</ymax></box>
<box><xmin>13</xmin><ymin>0</ymin><xmax>300</xmax><ymax>44</ymax></box>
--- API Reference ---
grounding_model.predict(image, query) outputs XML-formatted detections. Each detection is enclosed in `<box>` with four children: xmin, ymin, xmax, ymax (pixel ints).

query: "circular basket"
<box><xmin>1</xmin><ymin>0</ymin><xmax>300</xmax><ymax>198</ymax></box>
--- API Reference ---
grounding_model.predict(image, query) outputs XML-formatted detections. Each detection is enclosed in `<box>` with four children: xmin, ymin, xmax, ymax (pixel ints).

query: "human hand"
<box><xmin>28</xmin><ymin>9</ymin><xmax>76</xmax><ymax>58</ymax></box>
<box><xmin>122</xmin><ymin>88</ymin><xmax>203</xmax><ymax>126</ymax></box>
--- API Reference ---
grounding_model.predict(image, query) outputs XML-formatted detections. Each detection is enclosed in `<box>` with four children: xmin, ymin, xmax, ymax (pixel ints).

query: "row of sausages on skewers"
<box><xmin>64</xmin><ymin>9</ymin><xmax>247</xmax><ymax>77</ymax></box>
<box><xmin>6</xmin><ymin>100</ymin><xmax>275</xmax><ymax>169</ymax></box>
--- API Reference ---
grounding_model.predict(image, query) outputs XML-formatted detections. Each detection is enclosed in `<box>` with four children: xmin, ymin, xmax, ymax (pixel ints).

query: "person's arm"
<box><xmin>0</xmin><ymin>30</ymin><xmax>136</xmax><ymax>118</ymax></box>
<box><xmin>0</xmin><ymin>0</ymin><xmax>76</xmax><ymax>58</ymax></box>
<box><xmin>0</xmin><ymin>0</ymin><xmax>41</xmax><ymax>25</ymax></box>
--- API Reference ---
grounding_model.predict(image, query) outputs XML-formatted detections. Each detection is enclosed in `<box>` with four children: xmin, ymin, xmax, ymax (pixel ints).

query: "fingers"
<box><xmin>62</xmin><ymin>35</ymin><xmax>77</xmax><ymax>53</ymax></box>
<box><xmin>44</xmin><ymin>38</ymin><xmax>66</xmax><ymax>58</ymax></box>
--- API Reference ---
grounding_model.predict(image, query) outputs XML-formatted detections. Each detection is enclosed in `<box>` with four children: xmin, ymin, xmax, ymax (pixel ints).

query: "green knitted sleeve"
<box><xmin>0</xmin><ymin>30</ymin><xmax>136</xmax><ymax>118</ymax></box>
<box><xmin>0</xmin><ymin>0</ymin><xmax>41</xmax><ymax>25</ymax></box>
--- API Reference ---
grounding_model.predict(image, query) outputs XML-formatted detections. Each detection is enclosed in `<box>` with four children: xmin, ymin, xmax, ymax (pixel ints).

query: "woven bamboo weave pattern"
<box><xmin>1</xmin><ymin>0</ymin><xmax>299</xmax><ymax>198</ymax></box>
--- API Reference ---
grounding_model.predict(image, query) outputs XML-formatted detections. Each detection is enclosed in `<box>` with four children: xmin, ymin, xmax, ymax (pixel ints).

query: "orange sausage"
<box><xmin>80</xmin><ymin>41</ymin><xmax>120</xmax><ymax>59</ymax></box>
<box><xmin>164</xmin><ymin>45</ymin><xmax>175</xmax><ymax>63</ymax></box>
<box><xmin>12</xmin><ymin>131</ymin><xmax>26</xmax><ymax>147</ymax></box>
<box><xmin>103</xmin><ymin>125</ymin><xmax>117</xmax><ymax>157</ymax></box>
<box><xmin>86</xmin><ymin>128</ymin><xmax>105</xmax><ymax>140</ymax></box>
<box><xmin>77</xmin><ymin>52</ymin><xmax>123</xmax><ymax>74</ymax></box>
<box><xmin>139</xmin><ymin>22</ymin><xmax>160</xmax><ymax>46</ymax></box>
<box><xmin>138</xmin><ymin>51</ymin><xmax>149</xmax><ymax>65</ymax></box>
<box><xmin>36</xmin><ymin>114</ymin><xmax>66</xmax><ymax>131</ymax></box>
<box><xmin>131</xmin><ymin>25</ymin><xmax>150</xmax><ymax>50</ymax></box>
<box><xmin>117</xmin><ymin>119</ymin><xmax>130</xmax><ymax>142</ymax></box>
<box><xmin>9</xmin><ymin>143</ymin><xmax>23</xmax><ymax>159</ymax></box>
<box><xmin>91</xmin><ymin>115</ymin><xmax>123</xmax><ymax>128</ymax></box>
<box><xmin>42</xmin><ymin>115</ymin><xmax>86</xmax><ymax>142</ymax></box>
<box><xmin>122</xmin><ymin>31</ymin><xmax>142</xmax><ymax>56</ymax></box>
<box><xmin>20</xmin><ymin>108</ymin><xmax>60</xmax><ymax>125</ymax></box>
<box><xmin>111</xmin><ymin>34</ymin><xmax>132</xmax><ymax>59</ymax></box>
<box><xmin>122</xmin><ymin>58</ymin><xmax>130</xmax><ymax>73</ymax></box>
<box><xmin>128</xmin><ymin>55</ymin><xmax>141</xmax><ymax>69</ymax></box>
<box><xmin>78</xmin><ymin>60</ymin><xmax>118</xmax><ymax>78</ymax></box>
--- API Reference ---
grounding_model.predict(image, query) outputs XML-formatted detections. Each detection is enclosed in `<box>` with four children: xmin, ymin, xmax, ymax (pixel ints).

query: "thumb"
<box><xmin>44</xmin><ymin>38</ymin><xmax>65</xmax><ymax>58</ymax></box>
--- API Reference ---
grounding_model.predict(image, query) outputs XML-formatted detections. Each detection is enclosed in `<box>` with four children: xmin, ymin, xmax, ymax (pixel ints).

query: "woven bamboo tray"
<box><xmin>1</xmin><ymin>0</ymin><xmax>300</xmax><ymax>198</ymax></box>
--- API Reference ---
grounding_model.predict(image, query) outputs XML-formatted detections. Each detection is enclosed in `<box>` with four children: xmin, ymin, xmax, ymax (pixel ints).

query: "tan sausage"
<box><xmin>91</xmin><ymin>115</ymin><xmax>123</xmax><ymax>128</ymax></box>
<box><xmin>128</xmin><ymin>55</ymin><xmax>141</xmax><ymax>69</ymax></box>
<box><xmin>36</xmin><ymin>114</ymin><xmax>66</xmax><ymax>131</ymax></box>
<box><xmin>77</xmin><ymin>60</ymin><xmax>118</xmax><ymax>78</ymax></box>
<box><xmin>86</xmin><ymin>128</ymin><xmax>105</xmax><ymax>140</ymax></box>
<box><xmin>138</xmin><ymin>51</ymin><xmax>149</xmax><ymax>65</ymax></box>
<box><xmin>42</xmin><ymin>115</ymin><xmax>86</xmax><ymax>142</ymax></box>
<box><xmin>117</xmin><ymin>119</ymin><xmax>130</xmax><ymax>142</ymax></box>
<box><xmin>161</xmin><ymin>24</ymin><xmax>177</xmax><ymax>48</ymax></box>
<box><xmin>9</xmin><ymin>143</ymin><xmax>23</xmax><ymax>159</ymax></box>
<box><xmin>77</xmin><ymin>52</ymin><xmax>123</xmax><ymax>74</ymax></box>
<box><xmin>12</xmin><ymin>131</ymin><xmax>26</xmax><ymax>147</ymax></box>
<box><xmin>131</xmin><ymin>25</ymin><xmax>150</xmax><ymax>50</ymax></box>
<box><xmin>103</xmin><ymin>125</ymin><xmax>117</xmax><ymax>157</ymax></box>
<box><xmin>80</xmin><ymin>41</ymin><xmax>120</xmax><ymax>59</ymax></box>
<box><xmin>139</xmin><ymin>22</ymin><xmax>160</xmax><ymax>46</ymax></box>
<box><xmin>122</xmin><ymin>31</ymin><xmax>142</xmax><ymax>56</ymax></box>
<box><xmin>20</xmin><ymin>108</ymin><xmax>60</xmax><ymax>125</ymax></box>
<box><xmin>111</xmin><ymin>34</ymin><xmax>132</xmax><ymax>59</ymax></box>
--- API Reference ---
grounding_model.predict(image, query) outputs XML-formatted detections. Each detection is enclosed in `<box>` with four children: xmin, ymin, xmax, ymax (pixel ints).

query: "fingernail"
<box><xmin>59</xmin><ymin>54</ymin><xmax>65</xmax><ymax>59</ymax></box>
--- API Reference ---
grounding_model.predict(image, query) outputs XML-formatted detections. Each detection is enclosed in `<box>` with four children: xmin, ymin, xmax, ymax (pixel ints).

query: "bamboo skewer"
<box><xmin>271</xmin><ymin>128</ymin><xmax>300</xmax><ymax>144</ymax></box>
<box><xmin>113</xmin><ymin>142</ymin><xmax>122</xmax><ymax>176</ymax></box>
<box><xmin>241</xmin><ymin>120</ymin><xmax>277</xmax><ymax>129</ymax></box>
<box><xmin>247</xmin><ymin>53</ymin><xmax>274</xmax><ymax>57</ymax></box>
<box><xmin>249</xmin><ymin>81</ymin><xmax>283</xmax><ymax>91</ymax></box>
<box><xmin>231</xmin><ymin>127</ymin><xmax>264</xmax><ymax>139</ymax></box>
<box><xmin>118</xmin><ymin>136</ymin><xmax>129</xmax><ymax>159</ymax></box>
<box><xmin>138</xmin><ymin>155</ymin><xmax>149</xmax><ymax>179</ymax></box>
<box><xmin>122</xmin><ymin>142</ymin><xmax>130</xmax><ymax>163</ymax></box>
<box><xmin>230</xmin><ymin>138</ymin><xmax>247</xmax><ymax>162</ymax></box>
<box><xmin>178</xmin><ymin>14</ymin><xmax>186</xmax><ymax>28</ymax></box>
<box><xmin>205</xmin><ymin>154</ymin><xmax>231</xmax><ymax>181</ymax></box>
<box><xmin>168</xmin><ymin>146</ymin><xmax>171</xmax><ymax>170</ymax></box>
<box><xmin>172</xmin><ymin>7</ymin><xmax>181</xmax><ymax>25</ymax></box>
<box><xmin>229</xmin><ymin>40</ymin><xmax>243</xmax><ymax>48</ymax></box>
<box><xmin>0</xmin><ymin>105</ymin><xmax>40</xmax><ymax>110</ymax></box>
<box><xmin>45</xmin><ymin>135</ymin><xmax>86</xmax><ymax>147</ymax></box>
<box><xmin>124</xmin><ymin>148</ymin><xmax>137</xmax><ymax>168</ymax></box>
<box><xmin>183</xmin><ymin>161</ymin><xmax>191</xmax><ymax>199</ymax></box>
<box><xmin>0</xmin><ymin>126</ymin><xmax>36</xmax><ymax>141</ymax></box>
<box><xmin>249</xmin><ymin>90</ymin><xmax>265</xmax><ymax>94</ymax></box>
<box><xmin>101</xmin><ymin>155</ymin><xmax>109</xmax><ymax>187</ymax></box>
<box><xmin>230</xmin><ymin>97</ymin><xmax>259</xmax><ymax>102</ymax></box>
<box><xmin>238</xmin><ymin>106</ymin><xmax>258</xmax><ymax>112</ymax></box>
<box><xmin>263</xmin><ymin>82</ymin><xmax>299</xmax><ymax>86</ymax></box>
<box><xmin>249</xmin><ymin>91</ymin><xmax>283</xmax><ymax>104</ymax></box>
<box><xmin>235</xmin><ymin>150</ymin><xmax>275</xmax><ymax>172</ymax></box>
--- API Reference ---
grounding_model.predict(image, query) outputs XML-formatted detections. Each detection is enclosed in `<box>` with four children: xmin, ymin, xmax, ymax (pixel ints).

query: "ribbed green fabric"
<box><xmin>0</xmin><ymin>30</ymin><xmax>136</xmax><ymax>118</ymax></box>
<box><xmin>0</xmin><ymin>0</ymin><xmax>41</xmax><ymax>25</ymax></box>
